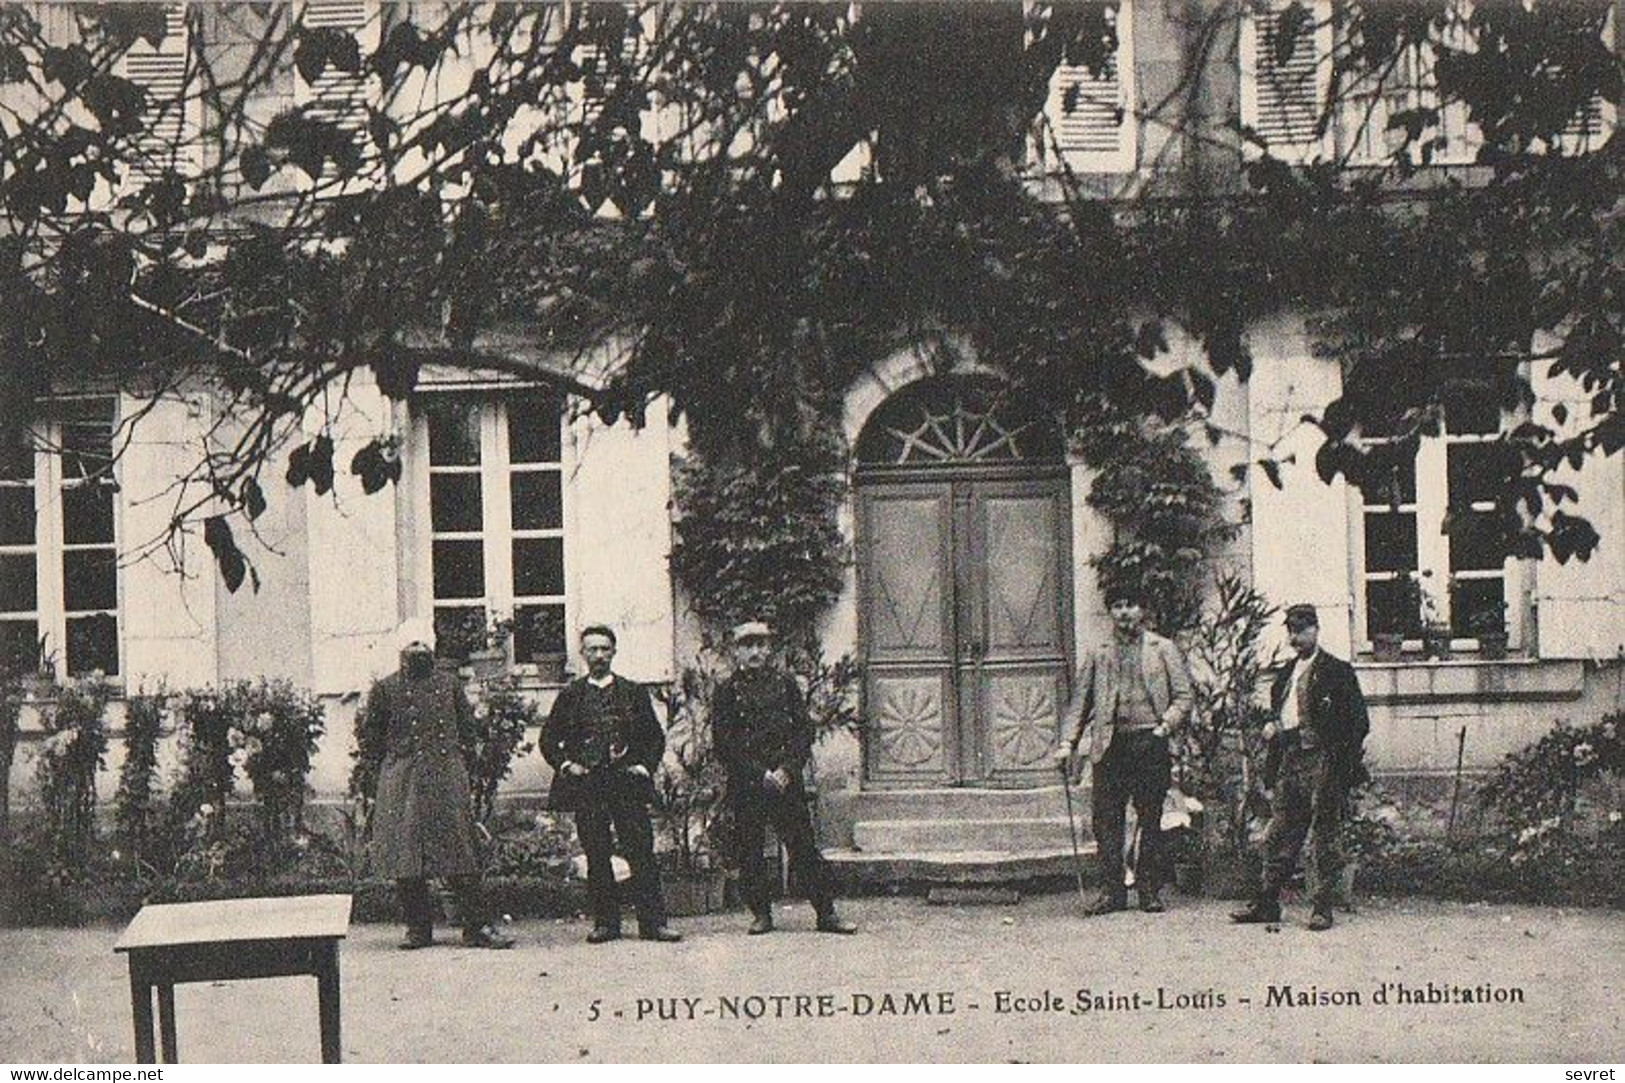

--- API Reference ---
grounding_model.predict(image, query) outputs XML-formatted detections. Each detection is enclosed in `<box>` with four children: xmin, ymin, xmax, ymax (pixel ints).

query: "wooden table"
<box><xmin>114</xmin><ymin>894</ymin><xmax>352</xmax><ymax>1064</ymax></box>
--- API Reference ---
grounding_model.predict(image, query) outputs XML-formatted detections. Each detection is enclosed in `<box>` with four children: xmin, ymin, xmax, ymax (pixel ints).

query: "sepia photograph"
<box><xmin>0</xmin><ymin>0</ymin><xmax>1622</xmax><ymax>1065</ymax></box>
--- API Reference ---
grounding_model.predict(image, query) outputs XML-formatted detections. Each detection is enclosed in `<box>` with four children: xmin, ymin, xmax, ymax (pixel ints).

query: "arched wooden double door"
<box><xmin>855</xmin><ymin>377</ymin><xmax>1073</xmax><ymax>788</ymax></box>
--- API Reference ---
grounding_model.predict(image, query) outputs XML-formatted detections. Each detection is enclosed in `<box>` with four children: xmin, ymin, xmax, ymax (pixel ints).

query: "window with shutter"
<box><xmin>1038</xmin><ymin>0</ymin><xmax>1136</xmax><ymax>174</ymax></box>
<box><xmin>298</xmin><ymin>0</ymin><xmax>373</xmax><ymax>141</ymax></box>
<box><xmin>117</xmin><ymin>2</ymin><xmax>194</xmax><ymax>183</ymax></box>
<box><xmin>1338</xmin><ymin>4</ymin><xmax>1481</xmax><ymax>168</ymax></box>
<box><xmin>1553</xmin><ymin>7</ymin><xmax>1616</xmax><ymax>155</ymax></box>
<box><xmin>1240</xmin><ymin>0</ymin><xmax>1333</xmax><ymax>163</ymax></box>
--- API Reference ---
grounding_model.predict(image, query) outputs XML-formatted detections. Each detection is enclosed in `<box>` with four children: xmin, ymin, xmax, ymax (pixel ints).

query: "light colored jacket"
<box><xmin>1061</xmin><ymin>630</ymin><xmax>1193</xmax><ymax>765</ymax></box>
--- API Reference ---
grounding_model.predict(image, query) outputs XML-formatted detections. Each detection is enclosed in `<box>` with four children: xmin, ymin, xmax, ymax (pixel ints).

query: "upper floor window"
<box><xmin>0</xmin><ymin>399</ymin><xmax>122</xmax><ymax>678</ymax></box>
<box><xmin>1244</xmin><ymin>0</ymin><xmax>1616</xmax><ymax>165</ymax></box>
<box><xmin>419</xmin><ymin>392</ymin><xmax>568</xmax><ymax>672</ymax></box>
<box><xmin>1351</xmin><ymin>395</ymin><xmax>1527</xmax><ymax>653</ymax></box>
<box><xmin>117</xmin><ymin>2</ymin><xmax>197</xmax><ymax>184</ymax></box>
<box><xmin>1037</xmin><ymin>0</ymin><xmax>1138</xmax><ymax>174</ymax></box>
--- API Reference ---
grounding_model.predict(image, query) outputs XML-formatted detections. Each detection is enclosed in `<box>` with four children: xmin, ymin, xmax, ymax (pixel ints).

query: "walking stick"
<box><xmin>1058</xmin><ymin>759</ymin><xmax>1089</xmax><ymax>901</ymax></box>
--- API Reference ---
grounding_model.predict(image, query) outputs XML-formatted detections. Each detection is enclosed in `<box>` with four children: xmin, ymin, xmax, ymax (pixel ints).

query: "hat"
<box><xmin>730</xmin><ymin>621</ymin><xmax>772</xmax><ymax>644</ymax></box>
<box><xmin>395</xmin><ymin>616</ymin><xmax>437</xmax><ymax>653</ymax></box>
<box><xmin>1284</xmin><ymin>604</ymin><xmax>1319</xmax><ymax>630</ymax></box>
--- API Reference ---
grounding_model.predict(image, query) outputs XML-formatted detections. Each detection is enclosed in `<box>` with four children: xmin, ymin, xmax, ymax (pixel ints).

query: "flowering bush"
<box><xmin>31</xmin><ymin>676</ymin><xmax>114</xmax><ymax>872</ymax></box>
<box><xmin>1478</xmin><ymin>713</ymin><xmax>1625</xmax><ymax>861</ymax></box>
<box><xmin>113</xmin><ymin>692</ymin><xmax>165</xmax><ymax>870</ymax></box>
<box><xmin>226</xmin><ymin>681</ymin><xmax>326</xmax><ymax>837</ymax></box>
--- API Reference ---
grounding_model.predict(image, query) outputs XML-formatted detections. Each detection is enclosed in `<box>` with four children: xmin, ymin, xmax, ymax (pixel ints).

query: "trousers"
<box><xmin>1257</xmin><ymin>744</ymin><xmax>1346</xmax><ymax>912</ymax></box>
<box><xmin>1090</xmin><ymin>728</ymin><xmax>1171</xmax><ymax>897</ymax></box>
<box><xmin>396</xmin><ymin>875</ymin><xmax>488</xmax><ymax>935</ymax></box>
<box><xmin>576</xmin><ymin>790</ymin><xmax>665</xmax><ymax>931</ymax></box>
<box><xmin>732</xmin><ymin>785</ymin><xmax>834</xmax><ymax>916</ymax></box>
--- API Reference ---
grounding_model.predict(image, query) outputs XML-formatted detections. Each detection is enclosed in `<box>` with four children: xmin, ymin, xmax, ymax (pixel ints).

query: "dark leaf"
<box><xmin>350</xmin><ymin>439</ymin><xmax>402</xmax><ymax>495</ymax></box>
<box><xmin>1259</xmin><ymin>458</ymin><xmax>1284</xmax><ymax>491</ymax></box>
<box><xmin>240</xmin><ymin>145</ymin><xmax>272</xmax><ymax>190</ymax></box>
<box><xmin>203</xmin><ymin>514</ymin><xmax>247</xmax><ymax>593</ymax></box>
<box><xmin>241</xmin><ymin>477</ymin><xmax>267</xmax><ymax>520</ymax></box>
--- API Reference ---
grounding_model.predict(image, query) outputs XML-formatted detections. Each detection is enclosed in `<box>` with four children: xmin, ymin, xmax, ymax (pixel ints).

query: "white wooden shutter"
<box><xmin>1531</xmin><ymin>351</ymin><xmax>1625</xmax><ymax>660</ymax></box>
<box><xmin>1044</xmin><ymin>0</ymin><xmax>1137</xmax><ymax>173</ymax></box>
<box><xmin>299</xmin><ymin>0</ymin><xmax>374</xmax><ymax>139</ymax></box>
<box><xmin>1246</xmin><ymin>315</ymin><xmax>1355</xmax><ymax>658</ymax></box>
<box><xmin>117</xmin><ymin>3</ymin><xmax>194</xmax><ymax>182</ymax></box>
<box><xmin>1240</xmin><ymin>0</ymin><xmax>1333</xmax><ymax>164</ymax></box>
<box><xmin>118</xmin><ymin>393</ymin><xmax>218</xmax><ymax>689</ymax></box>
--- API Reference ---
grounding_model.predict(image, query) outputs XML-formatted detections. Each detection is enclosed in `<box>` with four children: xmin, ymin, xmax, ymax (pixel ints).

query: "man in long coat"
<box><xmin>1232</xmin><ymin>603</ymin><xmax>1371</xmax><ymax>931</ymax></box>
<box><xmin>1054</xmin><ymin>586</ymin><xmax>1193</xmax><ymax>916</ymax></box>
<box><xmin>358</xmin><ymin>617</ymin><xmax>513</xmax><ymax>949</ymax></box>
<box><xmin>541</xmin><ymin>624</ymin><xmax>680</xmax><ymax>943</ymax></box>
<box><xmin>710</xmin><ymin>621</ymin><xmax>855</xmax><ymax>936</ymax></box>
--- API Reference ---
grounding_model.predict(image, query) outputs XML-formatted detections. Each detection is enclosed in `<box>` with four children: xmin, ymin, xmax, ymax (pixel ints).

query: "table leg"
<box><xmin>157</xmin><ymin>984</ymin><xmax>179</xmax><ymax>1063</ymax></box>
<box><xmin>128</xmin><ymin>966</ymin><xmax>155</xmax><ymax>1064</ymax></box>
<box><xmin>316</xmin><ymin>943</ymin><xmax>341</xmax><ymax>1064</ymax></box>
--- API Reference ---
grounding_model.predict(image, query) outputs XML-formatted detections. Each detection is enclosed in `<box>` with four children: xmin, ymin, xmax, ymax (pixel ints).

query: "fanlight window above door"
<box><xmin>856</xmin><ymin>377</ymin><xmax>1065</xmax><ymax>467</ymax></box>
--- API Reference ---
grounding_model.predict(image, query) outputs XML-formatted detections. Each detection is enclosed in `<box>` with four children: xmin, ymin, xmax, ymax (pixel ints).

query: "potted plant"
<box><xmin>514</xmin><ymin>606</ymin><xmax>568</xmax><ymax>684</ymax></box>
<box><xmin>652</xmin><ymin>664</ymin><xmax>729</xmax><ymax>916</ymax></box>
<box><xmin>1467</xmin><ymin>603</ymin><xmax>1510</xmax><ymax>660</ymax></box>
<box><xmin>437</xmin><ymin>607</ymin><xmax>511</xmax><ymax>679</ymax></box>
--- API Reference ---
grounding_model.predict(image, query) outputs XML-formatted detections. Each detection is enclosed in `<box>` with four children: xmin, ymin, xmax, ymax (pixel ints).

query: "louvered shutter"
<box><xmin>118</xmin><ymin>3</ymin><xmax>193</xmax><ymax>182</ymax></box>
<box><xmin>1240</xmin><ymin>0</ymin><xmax>1332</xmax><ymax>163</ymax></box>
<box><xmin>299</xmin><ymin>0</ymin><xmax>373</xmax><ymax>141</ymax></box>
<box><xmin>1043</xmin><ymin>0</ymin><xmax>1136</xmax><ymax>173</ymax></box>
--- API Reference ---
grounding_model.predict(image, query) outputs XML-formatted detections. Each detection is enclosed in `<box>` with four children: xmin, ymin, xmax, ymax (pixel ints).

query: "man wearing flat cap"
<box><xmin>710</xmin><ymin>621</ymin><xmax>855</xmax><ymax>935</ymax></box>
<box><xmin>1232</xmin><ymin>602</ymin><xmax>1371</xmax><ymax>931</ymax></box>
<box><xmin>541</xmin><ymin>624</ymin><xmax>681</xmax><ymax>943</ymax></box>
<box><xmin>1053</xmin><ymin>585</ymin><xmax>1192</xmax><ymax>916</ymax></box>
<box><xmin>357</xmin><ymin>617</ymin><xmax>513</xmax><ymax>949</ymax></box>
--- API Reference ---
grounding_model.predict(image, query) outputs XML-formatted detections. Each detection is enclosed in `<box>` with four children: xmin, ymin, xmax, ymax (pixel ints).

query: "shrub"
<box><xmin>466</xmin><ymin>676</ymin><xmax>539</xmax><ymax>826</ymax></box>
<box><xmin>113</xmin><ymin>691</ymin><xmax>166</xmax><ymax>870</ymax></box>
<box><xmin>32</xmin><ymin>676</ymin><xmax>113</xmax><ymax>872</ymax></box>
<box><xmin>225</xmin><ymin>680</ymin><xmax>326</xmax><ymax>838</ymax></box>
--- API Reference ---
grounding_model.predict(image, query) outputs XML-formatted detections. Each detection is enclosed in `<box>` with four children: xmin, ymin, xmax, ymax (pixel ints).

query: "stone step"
<box><xmin>852</xmin><ymin>816</ymin><xmax>1087</xmax><ymax>854</ymax></box>
<box><xmin>826</xmin><ymin>845</ymin><xmax>1098</xmax><ymax>889</ymax></box>
<box><xmin>833</xmin><ymin>785</ymin><xmax>1081</xmax><ymax>823</ymax></box>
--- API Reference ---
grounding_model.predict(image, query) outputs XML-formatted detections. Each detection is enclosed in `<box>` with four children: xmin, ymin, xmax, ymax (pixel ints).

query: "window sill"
<box><xmin>1354</xmin><ymin>657</ymin><xmax>1583</xmax><ymax>707</ymax></box>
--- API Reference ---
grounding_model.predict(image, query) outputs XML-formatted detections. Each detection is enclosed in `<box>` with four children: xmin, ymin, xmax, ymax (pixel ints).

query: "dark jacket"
<box><xmin>710</xmin><ymin>669</ymin><xmax>814</xmax><ymax>795</ymax></box>
<box><xmin>541</xmin><ymin>674</ymin><xmax>664</xmax><ymax>811</ymax></box>
<box><xmin>1264</xmin><ymin>651</ymin><xmax>1371</xmax><ymax>791</ymax></box>
<box><xmin>359</xmin><ymin>666</ymin><xmax>482</xmax><ymax>879</ymax></box>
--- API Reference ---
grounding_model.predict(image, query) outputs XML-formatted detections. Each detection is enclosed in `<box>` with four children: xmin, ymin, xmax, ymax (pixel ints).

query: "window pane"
<box><xmin>1357</xmin><ymin>462</ymin><xmax>1416</xmax><ymax>506</ymax></box>
<box><xmin>1447</xmin><ymin>442</ymin><xmax>1513</xmax><ymax>509</ymax></box>
<box><xmin>0</xmin><ymin>486</ymin><xmax>35</xmax><ymax>545</ymax></box>
<box><xmin>1363</xmin><ymin>512</ymin><xmax>1418</xmax><ymax>574</ymax></box>
<box><xmin>434</xmin><ymin>605</ymin><xmax>485</xmax><ymax>662</ymax></box>
<box><xmin>0</xmin><ymin>429</ymin><xmax>32</xmax><ymax>481</ymax></box>
<box><xmin>1444</xmin><ymin>396</ymin><xmax>1500</xmax><ymax>436</ymax></box>
<box><xmin>1447</xmin><ymin>509</ymin><xmax>1509</xmax><ymax>572</ymax></box>
<box><xmin>510</xmin><ymin>471</ymin><xmax>562</xmax><ymax>531</ymax></box>
<box><xmin>66</xmin><ymin>612</ymin><xmax>119</xmax><ymax>676</ymax></box>
<box><xmin>0</xmin><ymin>553</ymin><xmax>38</xmax><ymax>612</ymax></box>
<box><xmin>57</xmin><ymin>399</ymin><xmax>116</xmax><ymax>481</ymax></box>
<box><xmin>63</xmin><ymin>548</ymin><xmax>118</xmax><ymax>612</ymax></box>
<box><xmin>431</xmin><ymin>539</ymin><xmax>485</xmax><ymax>600</ymax></box>
<box><xmin>427</xmin><ymin>402</ymin><xmax>481</xmax><ymax>466</ymax></box>
<box><xmin>513</xmin><ymin>537</ymin><xmax>564</xmax><ymax>597</ymax></box>
<box><xmin>508</xmin><ymin>395</ymin><xmax>561</xmax><ymax>464</ymax></box>
<box><xmin>514</xmin><ymin>603</ymin><xmax>566</xmax><ymax>662</ymax></box>
<box><xmin>62</xmin><ymin>484</ymin><xmax>115</xmax><ymax>545</ymax></box>
<box><xmin>429</xmin><ymin>472</ymin><xmax>483</xmax><ymax>533</ymax></box>
<box><xmin>1451</xmin><ymin>578</ymin><xmax>1506</xmax><ymax>639</ymax></box>
<box><xmin>1367</xmin><ymin>578</ymin><xmax>1421</xmax><ymax>637</ymax></box>
<box><xmin>0</xmin><ymin>619</ymin><xmax>37</xmax><ymax>673</ymax></box>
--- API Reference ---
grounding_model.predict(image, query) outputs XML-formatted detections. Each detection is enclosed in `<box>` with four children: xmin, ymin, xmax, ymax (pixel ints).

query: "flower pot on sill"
<box><xmin>465</xmin><ymin>648</ymin><xmax>508</xmax><ymax>680</ymax></box>
<box><xmin>1476</xmin><ymin>632</ymin><xmax>1509</xmax><ymax>661</ymax></box>
<box><xmin>1421</xmin><ymin>626</ymin><xmax>1453</xmax><ymax>661</ymax></box>
<box><xmin>1371</xmin><ymin>633</ymin><xmax>1405</xmax><ymax>663</ymax></box>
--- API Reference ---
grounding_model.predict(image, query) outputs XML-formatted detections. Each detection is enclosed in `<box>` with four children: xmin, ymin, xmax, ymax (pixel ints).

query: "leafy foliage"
<box><xmin>1479</xmin><ymin>713</ymin><xmax>1625</xmax><ymax>853</ymax></box>
<box><xmin>30</xmin><ymin>677</ymin><xmax>113</xmax><ymax>872</ymax></box>
<box><xmin>113</xmin><ymin>691</ymin><xmax>165</xmax><ymax>869</ymax></box>
<box><xmin>670</xmin><ymin>433</ymin><xmax>849</xmax><ymax>644</ymax></box>
<box><xmin>464</xmin><ymin>676</ymin><xmax>540</xmax><ymax>827</ymax></box>
<box><xmin>1074</xmin><ymin>399</ymin><xmax>1237</xmax><ymax>634</ymax></box>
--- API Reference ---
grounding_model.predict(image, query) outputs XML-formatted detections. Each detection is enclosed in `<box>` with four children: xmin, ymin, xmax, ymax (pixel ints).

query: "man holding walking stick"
<box><xmin>1052</xmin><ymin>586</ymin><xmax>1192</xmax><ymax>916</ymax></box>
